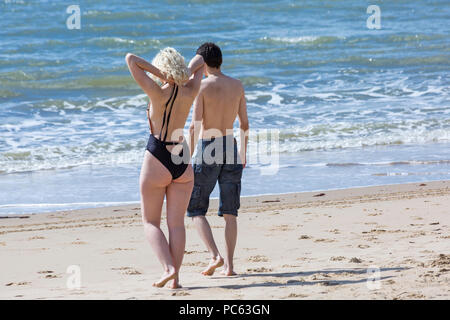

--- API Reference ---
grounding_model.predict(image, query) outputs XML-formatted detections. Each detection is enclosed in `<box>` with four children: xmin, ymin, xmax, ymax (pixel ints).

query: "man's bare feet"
<box><xmin>201</xmin><ymin>256</ymin><xmax>224</xmax><ymax>276</ymax></box>
<box><xmin>152</xmin><ymin>269</ymin><xmax>177</xmax><ymax>288</ymax></box>
<box><xmin>220</xmin><ymin>268</ymin><xmax>237</xmax><ymax>276</ymax></box>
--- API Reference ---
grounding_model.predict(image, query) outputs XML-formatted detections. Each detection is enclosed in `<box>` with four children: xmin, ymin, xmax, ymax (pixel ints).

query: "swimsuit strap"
<box><xmin>159</xmin><ymin>84</ymin><xmax>177</xmax><ymax>141</ymax></box>
<box><xmin>162</xmin><ymin>84</ymin><xmax>178</xmax><ymax>142</ymax></box>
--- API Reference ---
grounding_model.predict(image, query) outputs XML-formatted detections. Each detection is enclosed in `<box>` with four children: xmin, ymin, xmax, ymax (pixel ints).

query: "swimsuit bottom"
<box><xmin>146</xmin><ymin>133</ymin><xmax>189</xmax><ymax>180</ymax></box>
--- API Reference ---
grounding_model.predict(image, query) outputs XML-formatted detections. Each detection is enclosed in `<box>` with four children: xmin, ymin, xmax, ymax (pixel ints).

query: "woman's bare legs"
<box><xmin>140</xmin><ymin>151</ymin><xmax>177</xmax><ymax>287</ymax></box>
<box><xmin>165</xmin><ymin>165</ymin><xmax>194</xmax><ymax>288</ymax></box>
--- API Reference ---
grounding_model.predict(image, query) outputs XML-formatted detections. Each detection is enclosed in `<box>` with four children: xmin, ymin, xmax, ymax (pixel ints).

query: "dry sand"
<box><xmin>0</xmin><ymin>180</ymin><xmax>449</xmax><ymax>299</ymax></box>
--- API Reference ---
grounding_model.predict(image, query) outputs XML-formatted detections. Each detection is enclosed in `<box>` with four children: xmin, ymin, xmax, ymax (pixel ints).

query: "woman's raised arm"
<box><xmin>125</xmin><ymin>53</ymin><xmax>165</xmax><ymax>100</ymax></box>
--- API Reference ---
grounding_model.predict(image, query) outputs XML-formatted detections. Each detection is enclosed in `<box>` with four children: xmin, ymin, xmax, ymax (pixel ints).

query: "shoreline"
<box><xmin>1</xmin><ymin>179</ymin><xmax>449</xmax><ymax>218</ymax></box>
<box><xmin>1</xmin><ymin>180</ymin><xmax>449</xmax><ymax>299</ymax></box>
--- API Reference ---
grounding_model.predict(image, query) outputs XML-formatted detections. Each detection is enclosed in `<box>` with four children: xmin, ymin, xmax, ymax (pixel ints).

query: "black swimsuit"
<box><xmin>146</xmin><ymin>84</ymin><xmax>189</xmax><ymax>180</ymax></box>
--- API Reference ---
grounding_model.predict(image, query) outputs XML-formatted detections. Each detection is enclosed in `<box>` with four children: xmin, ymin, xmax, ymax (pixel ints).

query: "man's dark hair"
<box><xmin>196</xmin><ymin>42</ymin><xmax>222</xmax><ymax>69</ymax></box>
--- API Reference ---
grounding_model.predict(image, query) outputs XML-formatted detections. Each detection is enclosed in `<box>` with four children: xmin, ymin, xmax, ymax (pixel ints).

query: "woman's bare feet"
<box><xmin>152</xmin><ymin>268</ymin><xmax>177</xmax><ymax>288</ymax></box>
<box><xmin>201</xmin><ymin>256</ymin><xmax>224</xmax><ymax>276</ymax></box>
<box><xmin>169</xmin><ymin>275</ymin><xmax>182</xmax><ymax>289</ymax></box>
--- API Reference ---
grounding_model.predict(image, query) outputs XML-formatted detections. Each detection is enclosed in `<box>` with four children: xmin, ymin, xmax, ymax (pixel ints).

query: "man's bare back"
<box><xmin>197</xmin><ymin>72</ymin><xmax>244</xmax><ymax>138</ymax></box>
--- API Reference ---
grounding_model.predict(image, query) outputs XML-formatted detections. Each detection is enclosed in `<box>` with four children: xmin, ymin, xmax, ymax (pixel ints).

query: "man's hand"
<box><xmin>240</xmin><ymin>153</ymin><xmax>247</xmax><ymax>168</ymax></box>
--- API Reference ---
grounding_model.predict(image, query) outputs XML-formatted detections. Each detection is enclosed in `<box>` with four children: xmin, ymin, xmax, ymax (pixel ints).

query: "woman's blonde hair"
<box><xmin>151</xmin><ymin>47</ymin><xmax>190</xmax><ymax>86</ymax></box>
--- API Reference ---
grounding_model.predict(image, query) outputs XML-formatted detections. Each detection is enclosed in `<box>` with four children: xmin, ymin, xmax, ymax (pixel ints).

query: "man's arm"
<box><xmin>185</xmin><ymin>54</ymin><xmax>204</xmax><ymax>97</ymax></box>
<box><xmin>189</xmin><ymin>90</ymin><xmax>204</xmax><ymax>157</ymax></box>
<box><xmin>125</xmin><ymin>53</ymin><xmax>165</xmax><ymax>100</ymax></box>
<box><xmin>237</xmin><ymin>87</ymin><xmax>249</xmax><ymax>168</ymax></box>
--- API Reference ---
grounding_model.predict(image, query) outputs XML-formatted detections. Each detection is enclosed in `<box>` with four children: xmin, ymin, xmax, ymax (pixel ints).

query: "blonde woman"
<box><xmin>125</xmin><ymin>48</ymin><xmax>204</xmax><ymax>288</ymax></box>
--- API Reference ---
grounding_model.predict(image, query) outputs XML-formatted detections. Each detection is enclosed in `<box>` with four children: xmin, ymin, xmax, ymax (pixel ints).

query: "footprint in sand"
<box><xmin>111</xmin><ymin>267</ymin><xmax>142</xmax><ymax>275</ymax></box>
<box><xmin>185</xmin><ymin>250</ymin><xmax>203</xmax><ymax>255</ymax></box>
<box><xmin>357</xmin><ymin>244</ymin><xmax>370</xmax><ymax>249</ymax></box>
<box><xmin>111</xmin><ymin>266</ymin><xmax>141</xmax><ymax>274</ymax></box>
<box><xmin>247</xmin><ymin>255</ymin><xmax>269</xmax><ymax>262</ymax></box>
<box><xmin>171</xmin><ymin>291</ymin><xmax>190</xmax><ymax>296</ymax></box>
<box><xmin>349</xmin><ymin>257</ymin><xmax>363</xmax><ymax>263</ymax></box>
<box><xmin>314</xmin><ymin>238</ymin><xmax>335</xmax><ymax>243</ymax></box>
<box><xmin>330</xmin><ymin>256</ymin><xmax>346</xmax><ymax>261</ymax></box>
<box><xmin>310</xmin><ymin>273</ymin><xmax>331</xmax><ymax>281</ymax></box>
<box><xmin>122</xmin><ymin>269</ymin><xmax>141</xmax><ymax>275</ymax></box>
<box><xmin>71</xmin><ymin>240</ymin><xmax>88</xmax><ymax>245</ymax></box>
<box><xmin>184</xmin><ymin>261</ymin><xmax>208</xmax><ymax>267</ymax></box>
<box><xmin>38</xmin><ymin>270</ymin><xmax>56</xmax><ymax>279</ymax></box>
<box><xmin>368</xmin><ymin>212</ymin><xmax>382</xmax><ymax>216</ymax></box>
<box><xmin>5</xmin><ymin>281</ymin><xmax>31</xmax><ymax>286</ymax></box>
<box><xmin>428</xmin><ymin>254</ymin><xmax>450</xmax><ymax>267</ymax></box>
<box><xmin>362</xmin><ymin>229</ymin><xmax>386</xmax><ymax>234</ymax></box>
<box><xmin>286</xmin><ymin>293</ymin><xmax>308</xmax><ymax>298</ymax></box>
<box><xmin>298</xmin><ymin>235</ymin><xmax>311</xmax><ymax>240</ymax></box>
<box><xmin>246</xmin><ymin>267</ymin><xmax>272</xmax><ymax>273</ymax></box>
<box><xmin>28</xmin><ymin>236</ymin><xmax>45</xmax><ymax>240</ymax></box>
<box><xmin>270</xmin><ymin>224</ymin><xmax>292</xmax><ymax>231</ymax></box>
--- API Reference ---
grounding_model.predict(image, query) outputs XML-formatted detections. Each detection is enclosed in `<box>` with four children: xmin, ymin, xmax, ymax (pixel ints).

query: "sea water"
<box><xmin>0</xmin><ymin>0</ymin><xmax>449</xmax><ymax>214</ymax></box>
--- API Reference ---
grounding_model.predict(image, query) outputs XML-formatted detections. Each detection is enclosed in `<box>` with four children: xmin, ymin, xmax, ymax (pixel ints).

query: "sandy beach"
<box><xmin>0</xmin><ymin>180</ymin><xmax>449</xmax><ymax>300</ymax></box>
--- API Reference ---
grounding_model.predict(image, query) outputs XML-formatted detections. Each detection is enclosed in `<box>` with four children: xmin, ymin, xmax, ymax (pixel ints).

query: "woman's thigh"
<box><xmin>140</xmin><ymin>151</ymin><xmax>172</xmax><ymax>224</ymax></box>
<box><xmin>165</xmin><ymin>165</ymin><xmax>194</xmax><ymax>227</ymax></box>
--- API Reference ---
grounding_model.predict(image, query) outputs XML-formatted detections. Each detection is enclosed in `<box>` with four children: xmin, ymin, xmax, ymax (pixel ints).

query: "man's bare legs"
<box><xmin>165</xmin><ymin>166</ymin><xmax>194</xmax><ymax>288</ymax></box>
<box><xmin>221</xmin><ymin>214</ymin><xmax>237</xmax><ymax>276</ymax></box>
<box><xmin>140</xmin><ymin>152</ymin><xmax>177</xmax><ymax>287</ymax></box>
<box><xmin>192</xmin><ymin>216</ymin><xmax>224</xmax><ymax>275</ymax></box>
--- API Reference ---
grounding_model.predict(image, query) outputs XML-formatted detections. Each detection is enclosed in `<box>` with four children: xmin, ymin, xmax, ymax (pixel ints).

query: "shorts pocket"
<box><xmin>235</xmin><ymin>182</ymin><xmax>241</xmax><ymax>209</ymax></box>
<box><xmin>188</xmin><ymin>185</ymin><xmax>202</xmax><ymax>210</ymax></box>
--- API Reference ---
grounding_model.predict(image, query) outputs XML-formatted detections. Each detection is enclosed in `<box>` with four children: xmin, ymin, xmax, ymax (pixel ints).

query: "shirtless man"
<box><xmin>188</xmin><ymin>42</ymin><xmax>249</xmax><ymax>276</ymax></box>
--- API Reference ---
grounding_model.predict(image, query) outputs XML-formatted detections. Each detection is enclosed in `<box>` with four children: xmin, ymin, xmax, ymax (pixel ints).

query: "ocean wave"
<box><xmin>87</xmin><ymin>37</ymin><xmax>161</xmax><ymax>48</ymax></box>
<box><xmin>325</xmin><ymin>160</ymin><xmax>450</xmax><ymax>167</ymax></box>
<box><xmin>260</xmin><ymin>35</ymin><xmax>343</xmax><ymax>45</ymax></box>
<box><xmin>0</xmin><ymin>89</ymin><xmax>20</xmax><ymax>98</ymax></box>
<box><xmin>0</xmin><ymin>140</ymin><xmax>146</xmax><ymax>174</ymax></box>
<box><xmin>84</xmin><ymin>10</ymin><xmax>160</xmax><ymax>20</ymax></box>
<box><xmin>1</xmin><ymin>75</ymin><xmax>136</xmax><ymax>90</ymax></box>
<box><xmin>249</xmin><ymin>120</ymin><xmax>450</xmax><ymax>153</ymax></box>
<box><xmin>2</xmin><ymin>119</ymin><xmax>449</xmax><ymax>174</ymax></box>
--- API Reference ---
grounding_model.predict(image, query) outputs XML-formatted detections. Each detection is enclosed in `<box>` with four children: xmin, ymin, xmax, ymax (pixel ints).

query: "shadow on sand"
<box><xmin>185</xmin><ymin>267</ymin><xmax>407</xmax><ymax>290</ymax></box>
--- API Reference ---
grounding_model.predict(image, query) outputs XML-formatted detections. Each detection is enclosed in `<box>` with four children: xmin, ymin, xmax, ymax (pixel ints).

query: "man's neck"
<box><xmin>206</xmin><ymin>67</ymin><xmax>222</xmax><ymax>76</ymax></box>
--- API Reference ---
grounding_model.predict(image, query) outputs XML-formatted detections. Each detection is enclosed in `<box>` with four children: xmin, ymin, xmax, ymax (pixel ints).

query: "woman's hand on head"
<box><xmin>166</xmin><ymin>77</ymin><xmax>175</xmax><ymax>85</ymax></box>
